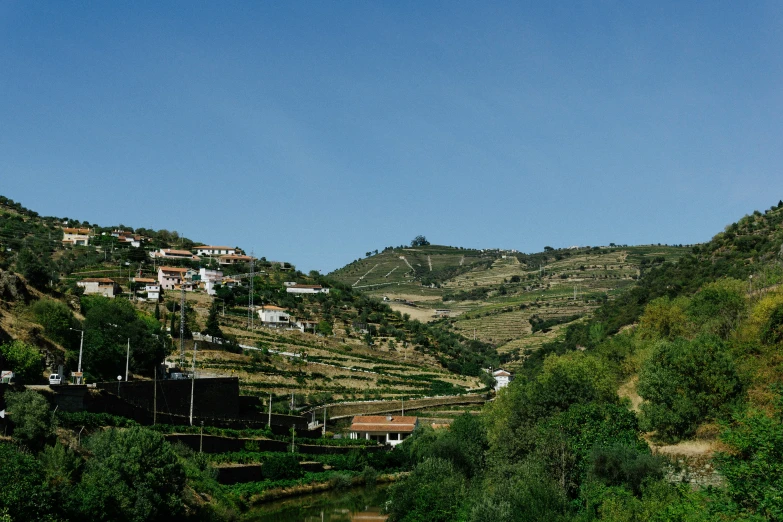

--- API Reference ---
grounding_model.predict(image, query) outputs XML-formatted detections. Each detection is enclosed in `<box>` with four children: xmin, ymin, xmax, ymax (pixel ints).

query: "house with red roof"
<box><xmin>77</xmin><ymin>278</ymin><xmax>121</xmax><ymax>298</ymax></box>
<box><xmin>349</xmin><ymin>415</ymin><xmax>418</xmax><ymax>447</ymax></box>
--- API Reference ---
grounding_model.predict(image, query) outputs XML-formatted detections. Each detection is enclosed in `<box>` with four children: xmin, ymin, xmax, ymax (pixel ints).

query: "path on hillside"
<box><xmin>400</xmin><ymin>256</ymin><xmax>415</xmax><ymax>271</ymax></box>
<box><xmin>459</xmin><ymin>256</ymin><xmax>465</xmax><ymax>266</ymax></box>
<box><xmin>352</xmin><ymin>263</ymin><xmax>379</xmax><ymax>287</ymax></box>
<box><xmin>428</xmin><ymin>255</ymin><xmax>432</xmax><ymax>271</ymax></box>
<box><xmin>384</xmin><ymin>266</ymin><xmax>398</xmax><ymax>278</ymax></box>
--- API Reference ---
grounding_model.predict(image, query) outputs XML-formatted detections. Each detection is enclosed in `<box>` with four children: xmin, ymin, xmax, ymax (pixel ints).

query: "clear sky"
<box><xmin>2</xmin><ymin>2</ymin><xmax>782</xmax><ymax>272</ymax></box>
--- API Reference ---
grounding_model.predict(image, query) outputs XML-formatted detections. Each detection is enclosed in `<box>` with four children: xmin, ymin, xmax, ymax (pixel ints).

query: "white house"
<box><xmin>198</xmin><ymin>268</ymin><xmax>223</xmax><ymax>296</ymax></box>
<box><xmin>349</xmin><ymin>415</ymin><xmax>418</xmax><ymax>447</ymax></box>
<box><xmin>77</xmin><ymin>278</ymin><xmax>121</xmax><ymax>298</ymax></box>
<box><xmin>62</xmin><ymin>227</ymin><xmax>92</xmax><ymax>246</ymax></box>
<box><xmin>193</xmin><ymin>246</ymin><xmax>237</xmax><ymax>257</ymax></box>
<box><xmin>493</xmin><ymin>369</ymin><xmax>513</xmax><ymax>391</ymax></box>
<box><xmin>145</xmin><ymin>284</ymin><xmax>161</xmax><ymax>301</ymax></box>
<box><xmin>150</xmin><ymin>249</ymin><xmax>201</xmax><ymax>262</ymax></box>
<box><xmin>218</xmin><ymin>254</ymin><xmax>253</xmax><ymax>265</ymax></box>
<box><xmin>157</xmin><ymin>267</ymin><xmax>189</xmax><ymax>290</ymax></box>
<box><xmin>285</xmin><ymin>284</ymin><xmax>329</xmax><ymax>295</ymax></box>
<box><xmin>257</xmin><ymin>305</ymin><xmax>290</xmax><ymax>327</ymax></box>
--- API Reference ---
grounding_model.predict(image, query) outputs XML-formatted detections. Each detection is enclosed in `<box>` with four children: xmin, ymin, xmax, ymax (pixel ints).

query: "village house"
<box><xmin>157</xmin><ymin>266</ymin><xmax>189</xmax><ymax>290</ymax></box>
<box><xmin>285</xmin><ymin>284</ymin><xmax>330</xmax><ymax>295</ymax></box>
<box><xmin>77</xmin><ymin>278</ymin><xmax>121</xmax><ymax>298</ymax></box>
<box><xmin>349</xmin><ymin>415</ymin><xmax>418</xmax><ymax>447</ymax></box>
<box><xmin>257</xmin><ymin>305</ymin><xmax>290</xmax><ymax>328</ymax></box>
<box><xmin>115</xmin><ymin>230</ymin><xmax>143</xmax><ymax>248</ymax></box>
<box><xmin>493</xmin><ymin>368</ymin><xmax>513</xmax><ymax>391</ymax></box>
<box><xmin>198</xmin><ymin>268</ymin><xmax>223</xmax><ymax>296</ymax></box>
<box><xmin>133</xmin><ymin>277</ymin><xmax>160</xmax><ymax>301</ymax></box>
<box><xmin>150</xmin><ymin>248</ymin><xmax>201</xmax><ymax>262</ymax></box>
<box><xmin>218</xmin><ymin>254</ymin><xmax>253</xmax><ymax>265</ymax></box>
<box><xmin>62</xmin><ymin>227</ymin><xmax>92</xmax><ymax>246</ymax></box>
<box><xmin>193</xmin><ymin>245</ymin><xmax>238</xmax><ymax>257</ymax></box>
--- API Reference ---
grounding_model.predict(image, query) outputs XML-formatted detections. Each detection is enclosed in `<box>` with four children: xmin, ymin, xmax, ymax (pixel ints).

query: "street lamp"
<box><xmin>70</xmin><ymin>328</ymin><xmax>85</xmax><ymax>384</ymax></box>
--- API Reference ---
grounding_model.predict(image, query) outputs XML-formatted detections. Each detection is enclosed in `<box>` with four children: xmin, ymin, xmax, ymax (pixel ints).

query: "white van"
<box><xmin>49</xmin><ymin>373</ymin><xmax>62</xmax><ymax>385</ymax></box>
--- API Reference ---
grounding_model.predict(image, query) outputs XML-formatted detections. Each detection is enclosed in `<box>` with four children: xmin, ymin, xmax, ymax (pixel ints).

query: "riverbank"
<box><xmin>244</xmin><ymin>471</ymin><xmax>408</xmax><ymax>505</ymax></box>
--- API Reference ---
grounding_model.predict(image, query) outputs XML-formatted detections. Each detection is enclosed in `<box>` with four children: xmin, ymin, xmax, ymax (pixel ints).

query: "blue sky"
<box><xmin>2</xmin><ymin>2</ymin><xmax>782</xmax><ymax>272</ymax></box>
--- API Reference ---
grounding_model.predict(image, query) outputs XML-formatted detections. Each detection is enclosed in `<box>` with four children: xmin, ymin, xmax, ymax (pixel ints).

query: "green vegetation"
<box><xmin>0</xmin><ymin>340</ymin><xmax>43</xmax><ymax>384</ymax></box>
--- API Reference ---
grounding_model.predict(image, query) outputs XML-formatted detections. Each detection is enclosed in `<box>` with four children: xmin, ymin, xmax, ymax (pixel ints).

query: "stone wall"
<box><xmin>166</xmin><ymin>434</ymin><xmax>385</xmax><ymax>455</ymax></box>
<box><xmin>96</xmin><ymin>377</ymin><xmax>241</xmax><ymax>419</ymax></box>
<box><xmin>324</xmin><ymin>393</ymin><xmax>487</xmax><ymax>419</ymax></box>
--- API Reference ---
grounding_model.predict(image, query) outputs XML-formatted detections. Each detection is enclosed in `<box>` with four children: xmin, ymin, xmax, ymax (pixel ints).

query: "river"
<box><xmin>241</xmin><ymin>484</ymin><xmax>390</xmax><ymax>522</ymax></box>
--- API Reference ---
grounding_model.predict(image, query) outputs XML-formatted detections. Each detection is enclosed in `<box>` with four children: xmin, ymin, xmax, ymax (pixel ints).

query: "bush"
<box><xmin>262</xmin><ymin>453</ymin><xmax>302</xmax><ymax>480</ymax></box>
<box><xmin>0</xmin><ymin>340</ymin><xmax>43</xmax><ymax>384</ymax></box>
<box><xmin>638</xmin><ymin>336</ymin><xmax>741</xmax><ymax>441</ymax></box>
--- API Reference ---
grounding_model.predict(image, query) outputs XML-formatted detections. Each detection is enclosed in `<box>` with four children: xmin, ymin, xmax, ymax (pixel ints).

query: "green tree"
<box><xmin>638</xmin><ymin>336</ymin><xmax>741</xmax><ymax>441</ymax></box>
<box><xmin>4</xmin><ymin>390</ymin><xmax>52</xmax><ymax>450</ymax></box>
<box><xmin>386</xmin><ymin>458</ymin><xmax>466</xmax><ymax>522</ymax></box>
<box><xmin>68</xmin><ymin>427</ymin><xmax>186</xmax><ymax>522</ymax></box>
<box><xmin>688</xmin><ymin>279</ymin><xmax>747</xmax><ymax>339</ymax></box>
<box><xmin>713</xmin><ymin>397</ymin><xmax>783</xmax><ymax>520</ymax></box>
<box><xmin>0</xmin><ymin>443</ymin><xmax>59</xmax><ymax>522</ymax></box>
<box><xmin>15</xmin><ymin>248</ymin><xmax>51</xmax><ymax>290</ymax></box>
<box><xmin>411</xmin><ymin>235</ymin><xmax>430</xmax><ymax>247</ymax></box>
<box><xmin>0</xmin><ymin>340</ymin><xmax>43</xmax><ymax>384</ymax></box>
<box><xmin>316</xmin><ymin>320</ymin><xmax>333</xmax><ymax>336</ymax></box>
<box><xmin>82</xmin><ymin>297</ymin><xmax>167</xmax><ymax>381</ymax></box>
<box><xmin>39</xmin><ymin>441</ymin><xmax>82</xmax><ymax>491</ymax></box>
<box><xmin>204</xmin><ymin>301</ymin><xmax>223</xmax><ymax>339</ymax></box>
<box><xmin>32</xmin><ymin>298</ymin><xmax>77</xmax><ymax>346</ymax></box>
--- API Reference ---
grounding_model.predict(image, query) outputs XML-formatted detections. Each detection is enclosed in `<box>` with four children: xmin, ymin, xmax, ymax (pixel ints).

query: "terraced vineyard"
<box><xmin>167</xmin><ymin>292</ymin><xmax>483</xmax><ymax>412</ymax></box>
<box><xmin>332</xmin><ymin>244</ymin><xmax>690</xmax><ymax>369</ymax></box>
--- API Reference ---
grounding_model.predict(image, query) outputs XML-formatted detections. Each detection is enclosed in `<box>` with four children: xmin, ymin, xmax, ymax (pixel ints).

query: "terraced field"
<box><xmin>332</xmin><ymin>244</ymin><xmax>690</xmax><ymax>369</ymax></box>
<box><xmin>167</xmin><ymin>292</ymin><xmax>483</xmax><ymax>412</ymax></box>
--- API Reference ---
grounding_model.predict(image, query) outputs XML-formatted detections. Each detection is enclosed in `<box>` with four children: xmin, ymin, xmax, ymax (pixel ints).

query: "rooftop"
<box><xmin>350</xmin><ymin>415</ymin><xmax>418</xmax><ymax>433</ymax></box>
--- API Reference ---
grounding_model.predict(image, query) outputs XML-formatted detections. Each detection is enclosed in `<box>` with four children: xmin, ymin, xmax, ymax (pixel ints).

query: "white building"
<box><xmin>285</xmin><ymin>284</ymin><xmax>329</xmax><ymax>295</ymax></box>
<box><xmin>77</xmin><ymin>278</ymin><xmax>121</xmax><ymax>298</ymax></box>
<box><xmin>257</xmin><ymin>305</ymin><xmax>290</xmax><ymax>327</ymax></box>
<box><xmin>150</xmin><ymin>249</ymin><xmax>201</xmax><ymax>262</ymax></box>
<box><xmin>349</xmin><ymin>415</ymin><xmax>418</xmax><ymax>447</ymax></box>
<box><xmin>193</xmin><ymin>246</ymin><xmax>237</xmax><ymax>257</ymax></box>
<box><xmin>218</xmin><ymin>254</ymin><xmax>253</xmax><ymax>265</ymax></box>
<box><xmin>493</xmin><ymin>369</ymin><xmax>513</xmax><ymax>391</ymax></box>
<box><xmin>199</xmin><ymin>268</ymin><xmax>224</xmax><ymax>296</ymax></box>
<box><xmin>145</xmin><ymin>284</ymin><xmax>161</xmax><ymax>301</ymax></box>
<box><xmin>62</xmin><ymin>227</ymin><xmax>92</xmax><ymax>246</ymax></box>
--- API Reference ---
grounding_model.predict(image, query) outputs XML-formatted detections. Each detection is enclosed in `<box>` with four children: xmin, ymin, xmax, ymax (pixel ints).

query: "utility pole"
<box><xmin>248</xmin><ymin>252</ymin><xmax>255</xmax><ymax>329</ymax></box>
<box><xmin>268</xmin><ymin>393</ymin><xmax>272</xmax><ymax>428</ymax></box>
<box><xmin>402</xmin><ymin>398</ymin><xmax>404</xmax><ymax>416</ymax></box>
<box><xmin>322</xmin><ymin>407</ymin><xmax>326</xmax><ymax>437</ymax></box>
<box><xmin>153</xmin><ymin>364</ymin><xmax>157</xmax><ymax>425</ymax></box>
<box><xmin>125</xmin><ymin>338</ymin><xmax>130</xmax><ymax>382</ymax></box>
<box><xmin>179</xmin><ymin>282</ymin><xmax>186</xmax><ymax>368</ymax></box>
<box><xmin>70</xmin><ymin>328</ymin><xmax>85</xmax><ymax>385</ymax></box>
<box><xmin>189</xmin><ymin>342</ymin><xmax>197</xmax><ymax>426</ymax></box>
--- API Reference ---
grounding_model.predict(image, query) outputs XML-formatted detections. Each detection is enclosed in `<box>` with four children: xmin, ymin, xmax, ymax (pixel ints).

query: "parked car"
<box><xmin>49</xmin><ymin>373</ymin><xmax>62</xmax><ymax>385</ymax></box>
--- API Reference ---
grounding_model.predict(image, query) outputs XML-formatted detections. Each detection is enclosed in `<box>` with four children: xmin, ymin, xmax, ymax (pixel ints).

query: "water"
<box><xmin>241</xmin><ymin>484</ymin><xmax>389</xmax><ymax>522</ymax></box>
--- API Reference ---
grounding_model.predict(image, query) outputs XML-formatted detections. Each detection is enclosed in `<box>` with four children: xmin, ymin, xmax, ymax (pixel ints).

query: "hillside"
<box><xmin>0</xmin><ymin>196</ymin><xmax>492</xmax><ymax>413</ymax></box>
<box><xmin>331</xmin><ymin>242</ymin><xmax>689</xmax><ymax>369</ymax></box>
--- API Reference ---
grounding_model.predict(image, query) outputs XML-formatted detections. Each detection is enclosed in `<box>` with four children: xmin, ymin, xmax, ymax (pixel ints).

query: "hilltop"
<box><xmin>331</xmin><ymin>240</ymin><xmax>690</xmax><ymax>368</ymax></box>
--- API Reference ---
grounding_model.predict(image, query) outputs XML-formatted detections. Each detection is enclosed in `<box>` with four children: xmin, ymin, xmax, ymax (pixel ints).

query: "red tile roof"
<box><xmin>79</xmin><ymin>278</ymin><xmax>117</xmax><ymax>284</ymax></box>
<box><xmin>159</xmin><ymin>267</ymin><xmax>189</xmax><ymax>273</ymax></box>
<box><xmin>350</xmin><ymin>415</ymin><xmax>418</xmax><ymax>433</ymax></box>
